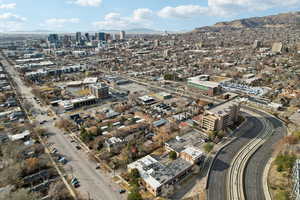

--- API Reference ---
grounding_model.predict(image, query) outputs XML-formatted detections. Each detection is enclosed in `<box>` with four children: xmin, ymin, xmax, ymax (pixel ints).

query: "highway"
<box><xmin>207</xmin><ymin>113</ymin><xmax>265</xmax><ymax>200</ymax></box>
<box><xmin>1</xmin><ymin>54</ymin><xmax>124</xmax><ymax>200</ymax></box>
<box><xmin>226</xmin><ymin>112</ymin><xmax>273</xmax><ymax>200</ymax></box>
<box><xmin>244</xmin><ymin>113</ymin><xmax>286</xmax><ymax>200</ymax></box>
<box><xmin>207</xmin><ymin>106</ymin><xmax>286</xmax><ymax>200</ymax></box>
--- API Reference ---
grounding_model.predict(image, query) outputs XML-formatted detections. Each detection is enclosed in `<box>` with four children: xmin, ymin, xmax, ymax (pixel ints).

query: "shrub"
<box><xmin>204</xmin><ymin>143</ymin><xmax>214</xmax><ymax>153</ymax></box>
<box><xmin>275</xmin><ymin>153</ymin><xmax>296</xmax><ymax>172</ymax></box>
<box><xmin>169</xmin><ymin>151</ymin><xmax>177</xmax><ymax>160</ymax></box>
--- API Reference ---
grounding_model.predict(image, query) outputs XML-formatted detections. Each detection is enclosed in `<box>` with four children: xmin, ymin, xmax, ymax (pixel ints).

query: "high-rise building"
<box><xmin>112</xmin><ymin>34</ymin><xmax>116</xmax><ymax>40</ymax></box>
<box><xmin>47</xmin><ymin>34</ymin><xmax>59</xmax><ymax>44</ymax></box>
<box><xmin>76</xmin><ymin>32</ymin><xmax>81</xmax><ymax>43</ymax></box>
<box><xmin>154</xmin><ymin>40</ymin><xmax>160</xmax><ymax>47</ymax></box>
<box><xmin>105</xmin><ymin>33</ymin><xmax>111</xmax><ymax>41</ymax></box>
<box><xmin>62</xmin><ymin>35</ymin><xmax>72</xmax><ymax>47</ymax></box>
<box><xmin>120</xmin><ymin>30</ymin><xmax>126</xmax><ymax>40</ymax></box>
<box><xmin>85</xmin><ymin>33</ymin><xmax>90</xmax><ymax>42</ymax></box>
<box><xmin>97</xmin><ymin>32</ymin><xmax>105</xmax><ymax>41</ymax></box>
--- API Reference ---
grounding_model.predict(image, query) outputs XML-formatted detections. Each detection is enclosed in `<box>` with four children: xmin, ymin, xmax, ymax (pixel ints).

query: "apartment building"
<box><xmin>89</xmin><ymin>83</ymin><xmax>109</xmax><ymax>99</ymax></box>
<box><xmin>199</xmin><ymin>100</ymin><xmax>240</xmax><ymax>132</ymax></box>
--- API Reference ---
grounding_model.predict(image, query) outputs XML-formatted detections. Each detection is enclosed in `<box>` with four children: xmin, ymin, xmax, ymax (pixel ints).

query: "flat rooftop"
<box><xmin>128</xmin><ymin>155</ymin><xmax>192</xmax><ymax>190</ymax></box>
<box><xmin>207</xmin><ymin>100</ymin><xmax>239</xmax><ymax>116</ymax></box>
<box><xmin>165</xmin><ymin>130</ymin><xmax>206</xmax><ymax>153</ymax></box>
<box><xmin>188</xmin><ymin>76</ymin><xmax>220</xmax><ymax>88</ymax></box>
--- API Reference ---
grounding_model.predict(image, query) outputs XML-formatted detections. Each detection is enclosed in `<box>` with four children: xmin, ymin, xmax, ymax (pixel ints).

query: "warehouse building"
<box><xmin>187</xmin><ymin>76</ymin><xmax>221</xmax><ymax>96</ymax></box>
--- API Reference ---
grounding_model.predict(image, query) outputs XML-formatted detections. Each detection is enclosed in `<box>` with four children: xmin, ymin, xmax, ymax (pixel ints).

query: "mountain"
<box><xmin>195</xmin><ymin>11</ymin><xmax>300</xmax><ymax>31</ymax></box>
<box><xmin>97</xmin><ymin>28</ymin><xmax>165</xmax><ymax>35</ymax></box>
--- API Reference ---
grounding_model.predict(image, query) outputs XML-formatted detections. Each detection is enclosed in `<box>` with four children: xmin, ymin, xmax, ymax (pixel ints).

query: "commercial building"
<box><xmin>25</xmin><ymin>65</ymin><xmax>87</xmax><ymax>80</ymax></box>
<box><xmin>97</xmin><ymin>32</ymin><xmax>106</xmax><ymax>41</ymax></box>
<box><xmin>47</xmin><ymin>34</ymin><xmax>59</xmax><ymax>44</ymax></box>
<box><xmin>138</xmin><ymin>95</ymin><xmax>156</xmax><ymax>105</ymax></box>
<box><xmin>165</xmin><ymin>131</ymin><xmax>205</xmax><ymax>164</ymax></box>
<box><xmin>187</xmin><ymin>76</ymin><xmax>221</xmax><ymax>96</ymax></box>
<box><xmin>154</xmin><ymin>92</ymin><xmax>172</xmax><ymax>100</ymax></box>
<box><xmin>76</xmin><ymin>32</ymin><xmax>82</xmax><ymax>43</ymax></box>
<box><xmin>60</xmin><ymin>96</ymin><xmax>97</xmax><ymax>111</ymax></box>
<box><xmin>198</xmin><ymin>100</ymin><xmax>240</xmax><ymax>132</ymax></box>
<box><xmin>120</xmin><ymin>31</ymin><xmax>126</xmax><ymax>40</ymax></box>
<box><xmin>128</xmin><ymin>155</ymin><xmax>193</xmax><ymax>196</ymax></box>
<box><xmin>89</xmin><ymin>83</ymin><xmax>109</xmax><ymax>99</ymax></box>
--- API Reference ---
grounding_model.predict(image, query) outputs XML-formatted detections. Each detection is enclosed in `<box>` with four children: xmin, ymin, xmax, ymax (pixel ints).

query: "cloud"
<box><xmin>0</xmin><ymin>12</ymin><xmax>26</xmax><ymax>32</ymax></box>
<box><xmin>0</xmin><ymin>13</ymin><xmax>26</xmax><ymax>21</ymax></box>
<box><xmin>132</xmin><ymin>8</ymin><xmax>153</xmax><ymax>22</ymax></box>
<box><xmin>158</xmin><ymin>5</ymin><xmax>208</xmax><ymax>19</ymax></box>
<box><xmin>93</xmin><ymin>8</ymin><xmax>154</xmax><ymax>30</ymax></box>
<box><xmin>68</xmin><ymin>0</ymin><xmax>102</xmax><ymax>7</ymax></box>
<box><xmin>43</xmin><ymin>18</ymin><xmax>80</xmax><ymax>28</ymax></box>
<box><xmin>157</xmin><ymin>0</ymin><xmax>300</xmax><ymax>18</ymax></box>
<box><xmin>0</xmin><ymin>3</ymin><xmax>16</xmax><ymax>9</ymax></box>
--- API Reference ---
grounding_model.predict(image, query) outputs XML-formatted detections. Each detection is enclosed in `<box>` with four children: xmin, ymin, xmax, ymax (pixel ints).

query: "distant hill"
<box><xmin>97</xmin><ymin>28</ymin><xmax>165</xmax><ymax>35</ymax></box>
<box><xmin>195</xmin><ymin>11</ymin><xmax>300</xmax><ymax>32</ymax></box>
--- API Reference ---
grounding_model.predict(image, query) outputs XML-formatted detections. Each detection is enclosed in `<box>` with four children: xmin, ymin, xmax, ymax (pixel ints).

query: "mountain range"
<box><xmin>195</xmin><ymin>11</ymin><xmax>300</xmax><ymax>32</ymax></box>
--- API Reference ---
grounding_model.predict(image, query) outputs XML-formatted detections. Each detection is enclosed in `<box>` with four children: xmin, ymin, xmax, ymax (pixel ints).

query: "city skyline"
<box><xmin>1</xmin><ymin>0</ymin><xmax>300</xmax><ymax>32</ymax></box>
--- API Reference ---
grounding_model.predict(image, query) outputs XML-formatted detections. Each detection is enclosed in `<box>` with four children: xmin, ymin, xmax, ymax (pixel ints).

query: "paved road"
<box><xmin>207</xmin><ymin>113</ymin><xmax>265</xmax><ymax>200</ymax></box>
<box><xmin>1</xmin><ymin>55</ymin><xmax>124</xmax><ymax>200</ymax></box>
<box><xmin>244</xmin><ymin>114</ymin><xmax>286</xmax><ymax>200</ymax></box>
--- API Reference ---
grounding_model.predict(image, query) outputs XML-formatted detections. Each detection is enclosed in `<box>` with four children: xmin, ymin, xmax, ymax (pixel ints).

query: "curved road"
<box><xmin>207</xmin><ymin>107</ymin><xmax>286</xmax><ymax>200</ymax></box>
<box><xmin>244</xmin><ymin>113</ymin><xmax>286</xmax><ymax>200</ymax></box>
<box><xmin>207</xmin><ymin>113</ymin><xmax>265</xmax><ymax>200</ymax></box>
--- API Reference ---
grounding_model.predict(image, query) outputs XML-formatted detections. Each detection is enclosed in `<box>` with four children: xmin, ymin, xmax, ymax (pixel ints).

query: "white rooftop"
<box><xmin>128</xmin><ymin>155</ymin><xmax>162</xmax><ymax>189</ymax></box>
<box><xmin>83</xmin><ymin>77</ymin><xmax>98</xmax><ymax>84</ymax></box>
<box><xmin>188</xmin><ymin>76</ymin><xmax>220</xmax><ymax>88</ymax></box>
<box><xmin>181</xmin><ymin>147</ymin><xmax>203</xmax><ymax>160</ymax></box>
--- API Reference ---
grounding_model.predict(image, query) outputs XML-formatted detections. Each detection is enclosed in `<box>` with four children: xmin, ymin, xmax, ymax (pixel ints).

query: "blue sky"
<box><xmin>0</xmin><ymin>0</ymin><xmax>300</xmax><ymax>32</ymax></box>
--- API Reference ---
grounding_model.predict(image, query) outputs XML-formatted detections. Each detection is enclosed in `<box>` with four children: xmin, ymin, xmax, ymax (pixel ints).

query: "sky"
<box><xmin>0</xmin><ymin>0</ymin><xmax>300</xmax><ymax>32</ymax></box>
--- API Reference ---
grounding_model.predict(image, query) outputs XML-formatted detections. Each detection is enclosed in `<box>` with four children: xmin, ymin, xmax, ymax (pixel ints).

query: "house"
<box><xmin>105</xmin><ymin>137</ymin><xmax>124</xmax><ymax>152</ymax></box>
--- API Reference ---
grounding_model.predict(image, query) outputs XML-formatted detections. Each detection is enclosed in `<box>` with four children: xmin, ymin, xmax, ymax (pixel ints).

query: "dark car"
<box><xmin>119</xmin><ymin>189</ymin><xmax>126</xmax><ymax>194</ymax></box>
<box><xmin>75</xmin><ymin>145</ymin><xmax>81</xmax><ymax>150</ymax></box>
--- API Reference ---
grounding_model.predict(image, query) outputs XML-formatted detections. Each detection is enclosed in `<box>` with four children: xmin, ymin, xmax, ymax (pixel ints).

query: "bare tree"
<box><xmin>48</xmin><ymin>181</ymin><xmax>70</xmax><ymax>200</ymax></box>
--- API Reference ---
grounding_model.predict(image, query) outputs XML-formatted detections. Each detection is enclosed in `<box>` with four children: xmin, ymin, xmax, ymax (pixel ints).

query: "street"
<box><xmin>1</xmin><ymin>55</ymin><xmax>124</xmax><ymax>200</ymax></box>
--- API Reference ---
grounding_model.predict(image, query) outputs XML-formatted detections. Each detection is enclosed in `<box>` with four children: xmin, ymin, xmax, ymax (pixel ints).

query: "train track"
<box><xmin>226</xmin><ymin>113</ymin><xmax>273</xmax><ymax>200</ymax></box>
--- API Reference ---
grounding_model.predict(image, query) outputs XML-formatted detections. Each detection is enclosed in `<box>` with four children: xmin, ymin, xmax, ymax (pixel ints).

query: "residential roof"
<box><xmin>153</xmin><ymin>119</ymin><xmax>167</xmax><ymax>127</ymax></box>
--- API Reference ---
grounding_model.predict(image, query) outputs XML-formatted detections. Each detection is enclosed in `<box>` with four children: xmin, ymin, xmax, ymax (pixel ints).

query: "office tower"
<box><xmin>76</xmin><ymin>32</ymin><xmax>81</xmax><ymax>43</ymax></box>
<box><xmin>120</xmin><ymin>30</ymin><xmax>126</xmax><ymax>40</ymax></box>
<box><xmin>105</xmin><ymin>33</ymin><xmax>111</xmax><ymax>41</ymax></box>
<box><xmin>97</xmin><ymin>32</ymin><xmax>105</xmax><ymax>41</ymax></box>
<box><xmin>85</xmin><ymin>33</ymin><xmax>90</xmax><ymax>42</ymax></box>
<box><xmin>47</xmin><ymin>34</ymin><xmax>59</xmax><ymax>44</ymax></box>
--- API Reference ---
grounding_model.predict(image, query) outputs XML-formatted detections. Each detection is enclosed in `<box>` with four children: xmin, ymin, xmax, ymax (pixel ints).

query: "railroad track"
<box><xmin>226</xmin><ymin>113</ymin><xmax>273</xmax><ymax>200</ymax></box>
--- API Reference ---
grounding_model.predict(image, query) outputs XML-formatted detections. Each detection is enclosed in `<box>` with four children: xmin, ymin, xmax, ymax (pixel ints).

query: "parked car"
<box><xmin>119</xmin><ymin>189</ymin><xmax>126</xmax><ymax>194</ymax></box>
<box><xmin>58</xmin><ymin>156</ymin><xmax>67</xmax><ymax>165</ymax></box>
<box><xmin>75</xmin><ymin>145</ymin><xmax>81</xmax><ymax>150</ymax></box>
<box><xmin>71</xmin><ymin>177</ymin><xmax>80</xmax><ymax>188</ymax></box>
